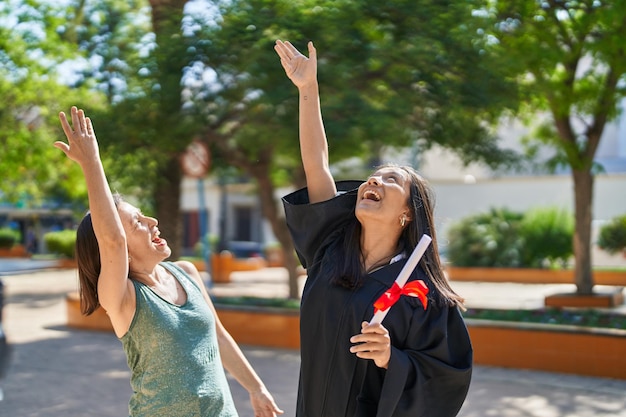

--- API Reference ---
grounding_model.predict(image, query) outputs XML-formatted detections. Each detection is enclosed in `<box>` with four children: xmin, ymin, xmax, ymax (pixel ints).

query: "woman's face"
<box><xmin>117</xmin><ymin>202</ymin><xmax>171</xmax><ymax>264</ymax></box>
<box><xmin>355</xmin><ymin>166</ymin><xmax>412</xmax><ymax>227</ymax></box>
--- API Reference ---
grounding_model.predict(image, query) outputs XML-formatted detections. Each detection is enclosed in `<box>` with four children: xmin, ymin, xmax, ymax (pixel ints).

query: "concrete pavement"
<box><xmin>1</xmin><ymin>263</ymin><xmax>626</xmax><ymax>416</ymax></box>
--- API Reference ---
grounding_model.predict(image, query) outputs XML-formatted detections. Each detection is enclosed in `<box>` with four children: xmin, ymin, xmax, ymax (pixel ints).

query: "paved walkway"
<box><xmin>1</xmin><ymin>262</ymin><xmax>626</xmax><ymax>416</ymax></box>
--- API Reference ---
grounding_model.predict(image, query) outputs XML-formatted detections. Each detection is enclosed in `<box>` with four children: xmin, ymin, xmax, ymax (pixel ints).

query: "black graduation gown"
<box><xmin>282</xmin><ymin>181</ymin><xmax>473</xmax><ymax>417</ymax></box>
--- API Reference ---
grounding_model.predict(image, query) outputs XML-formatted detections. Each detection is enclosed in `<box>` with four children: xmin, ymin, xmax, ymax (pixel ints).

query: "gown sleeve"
<box><xmin>377</xmin><ymin>302</ymin><xmax>473</xmax><ymax>417</ymax></box>
<box><xmin>282</xmin><ymin>180</ymin><xmax>363</xmax><ymax>269</ymax></box>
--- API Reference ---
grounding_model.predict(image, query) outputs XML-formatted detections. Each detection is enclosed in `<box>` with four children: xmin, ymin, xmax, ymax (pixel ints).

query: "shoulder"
<box><xmin>172</xmin><ymin>260</ymin><xmax>197</xmax><ymax>276</ymax></box>
<box><xmin>171</xmin><ymin>260</ymin><xmax>202</xmax><ymax>282</ymax></box>
<box><xmin>170</xmin><ymin>260</ymin><xmax>206</xmax><ymax>290</ymax></box>
<box><xmin>169</xmin><ymin>261</ymin><xmax>215</xmax><ymax>308</ymax></box>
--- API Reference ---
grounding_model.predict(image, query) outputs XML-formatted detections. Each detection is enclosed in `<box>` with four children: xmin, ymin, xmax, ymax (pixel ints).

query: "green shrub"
<box><xmin>597</xmin><ymin>214</ymin><xmax>626</xmax><ymax>255</ymax></box>
<box><xmin>519</xmin><ymin>206</ymin><xmax>574</xmax><ymax>268</ymax></box>
<box><xmin>0</xmin><ymin>228</ymin><xmax>20</xmax><ymax>249</ymax></box>
<box><xmin>213</xmin><ymin>296</ymin><xmax>300</xmax><ymax>310</ymax></box>
<box><xmin>446</xmin><ymin>208</ymin><xmax>524</xmax><ymax>267</ymax></box>
<box><xmin>446</xmin><ymin>206</ymin><xmax>574</xmax><ymax>268</ymax></box>
<box><xmin>44</xmin><ymin>229</ymin><xmax>77</xmax><ymax>258</ymax></box>
<box><xmin>194</xmin><ymin>234</ymin><xmax>219</xmax><ymax>257</ymax></box>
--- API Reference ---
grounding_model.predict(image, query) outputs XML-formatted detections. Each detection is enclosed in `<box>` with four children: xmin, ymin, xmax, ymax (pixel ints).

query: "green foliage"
<box><xmin>212</xmin><ymin>296</ymin><xmax>300</xmax><ymax>310</ymax></box>
<box><xmin>194</xmin><ymin>234</ymin><xmax>219</xmax><ymax>257</ymax></box>
<box><xmin>0</xmin><ymin>1</ymin><xmax>103</xmax><ymax>207</ymax></box>
<box><xmin>0</xmin><ymin>228</ymin><xmax>20</xmax><ymax>249</ymax></box>
<box><xmin>519</xmin><ymin>206</ymin><xmax>574</xmax><ymax>268</ymax></box>
<box><xmin>597</xmin><ymin>214</ymin><xmax>626</xmax><ymax>255</ymax></box>
<box><xmin>446</xmin><ymin>208</ymin><xmax>524</xmax><ymax>267</ymax></box>
<box><xmin>463</xmin><ymin>308</ymin><xmax>626</xmax><ymax>330</ymax></box>
<box><xmin>1</xmin><ymin>0</ymin><xmax>526</xmax><ymax>261</ymax></box>
<box><xmin>446</xmin><ymin>206</ymin><xmax>574</xmax><ymax>268</ymax></box>
<box><xmin>44</xmin><ymin>230</ymin><xmax>77</xmax><ymax>258</ymax></box>
<box><xmin>190</xmin><ymin>0</ymin><xmax>522</xmax><ymax>175</ymax></box>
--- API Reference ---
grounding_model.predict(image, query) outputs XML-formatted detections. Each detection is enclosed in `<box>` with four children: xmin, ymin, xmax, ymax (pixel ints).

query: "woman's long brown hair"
<box><xmin>75</xmin><ymin>194</ymin><xmax>123</xmax><ymax>315</ymax></box>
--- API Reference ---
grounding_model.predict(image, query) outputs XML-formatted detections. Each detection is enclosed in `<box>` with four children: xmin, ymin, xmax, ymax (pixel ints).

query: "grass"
<box><xmin>211</xmin><ymin>296</ymin><xmax>626</xmax><ymax>330</ymax></box>
<box><xmin>462</xmin><ymin>307</ymin><xmax>626</xmax><ymax>330</ymax></box>
<box><xmin>212</xmin><ymin>295</ymin><xmax>300</xmax><ymax>310</ymax></box>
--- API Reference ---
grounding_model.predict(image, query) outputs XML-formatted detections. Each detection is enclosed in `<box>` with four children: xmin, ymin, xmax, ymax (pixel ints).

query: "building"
<box><xmin>0</xmin><ymin>205</ymin><xmax>74</xmax><ymax>254</ymax></box>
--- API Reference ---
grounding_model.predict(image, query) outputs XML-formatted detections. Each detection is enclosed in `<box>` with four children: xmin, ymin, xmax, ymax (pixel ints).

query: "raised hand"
<box><xmin>274</xmin><ymin>40</ymin><xmax>317</xmax><ymax>89</ymax></box>
<box><xmin>54</xmin><ymin>106</ymin><xmax>99</xmax><ymax>166</ymax></box>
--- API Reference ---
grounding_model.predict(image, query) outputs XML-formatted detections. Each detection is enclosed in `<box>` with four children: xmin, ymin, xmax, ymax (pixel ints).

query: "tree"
<box><xmin>0</xmin><ymin>2</ymin><xmax>95</xmax><ymax>208</ymax></box>
<box><xmin>184</xmin><ymin>0</ymin><xmax>521</xmax><ymax>298</ymax></box>
<box><xmin>483</xmin><ymin>0</ymin><xmax>626</xmax><ymax>294</ymax></box>
<box><xmin>59</xmin><ymin>0</ymin><xmax>193</xmax><ymax>259</ymax></box>
<box><xmin>38</xmin><ymin>0</ymin><xmax>521</xmax><ymax>300</ymax></box>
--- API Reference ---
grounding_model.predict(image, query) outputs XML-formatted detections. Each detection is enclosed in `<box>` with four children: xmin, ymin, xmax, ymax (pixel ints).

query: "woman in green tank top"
<box><xmin>55</xmin><ymin>106</ymin><xmax>284</xmax><ymax>417</ymax></box>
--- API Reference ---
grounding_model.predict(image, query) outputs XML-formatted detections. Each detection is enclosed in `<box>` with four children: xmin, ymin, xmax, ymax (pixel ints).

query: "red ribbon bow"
<box><xmin>373</xmin><ymin>280</ymin><xmax>429</xmax><ymax>313</ymax></box>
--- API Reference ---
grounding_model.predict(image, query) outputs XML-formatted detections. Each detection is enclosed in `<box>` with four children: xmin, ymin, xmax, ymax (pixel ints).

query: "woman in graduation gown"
<box><xmin>274</xmin><ymin>40</ymin><xmax>473</xmax><ymax>417</ymax></box>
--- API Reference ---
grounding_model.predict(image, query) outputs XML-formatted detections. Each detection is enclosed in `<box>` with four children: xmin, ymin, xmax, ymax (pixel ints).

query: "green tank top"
<box><xmin>120</xmin><ymin>261</ymin><xmax>238</xmax><ymax>417</ymax></box>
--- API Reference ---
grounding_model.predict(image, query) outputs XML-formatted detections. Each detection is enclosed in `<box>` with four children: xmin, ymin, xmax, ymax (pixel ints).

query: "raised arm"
<box><xmin>55</xmin><ymin>107</ymin><xmax>131</xmax><ymax>330</ymax></box>
<box><xmin>275</xmin><ymin>40</ymin><xmax>337</xmax><ymax>203</ymax></box>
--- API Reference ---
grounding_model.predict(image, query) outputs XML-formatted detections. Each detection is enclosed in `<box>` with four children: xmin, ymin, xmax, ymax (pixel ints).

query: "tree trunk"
<box><xmin>572</xmin><ymin>168</ymin><xmax>594</xmax><ymax>294</ymax></box>
<box><xmin>206</xmin><ymin>135</ymin><xmax>304</xmax><ymax>299</ymax></box>
<box><xmin>147</xmin><ymin>0</ymin><xmax>188</xmax><ymax>261</ymax></box>
<box><xmin>252</xmin><ymin>165</ymin><xmax>301</xmax><ymax>300</ymax></box>
<box><xmin>155</xmin><ymin>156</ymin><xmax>183</xmax><ymax>261</ymax></box>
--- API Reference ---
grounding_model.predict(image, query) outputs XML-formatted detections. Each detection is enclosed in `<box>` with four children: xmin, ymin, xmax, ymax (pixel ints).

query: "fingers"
<box><xmin>307</xmin><ymin>41</ymin><xmax>316</xmax><ymax>60</ymax></box>
<box><xmin>274</xmin><ymin>40</ymin><xmax>295</xmax><ymax>64</ymax></box>
<box><xmin>274</xmin><ymin>40</ymin><xmax>289</xmax><ymax>60</ymax></box>
<box><xmin>349</xmin><ymin>321</ymin><xmax>391</xmax><ymax>367</ymax></box>
<box><xmin>283</xmin><ymin>40</ymin><xmax>301</xmax><ymax>57</ymax></box>
<box><xmin>56</xmin><ymin>106</ymin><xmax>95</xmax><ymax>158</ymax></box>
<box><xmin>85</xmin><ymin>117</ymin><xmax>94</xmax><ymax>135</ymax></box>
<box><xmin>59</xmin><ymin>106</ymin><xmax>93</xmax><ymax>138</ymax></box>
<box><xmin>263</xmin><ymin>398</ymin><xmax>284</xmax><ymax>415</ymax></box>
<box><xmin>350</xmin><ymin>333</ymin><xmax>389</xmax><ymax>350</ymax></box>
<box><xmin>70</xmin><ymin>106</ymin><xmax>83</xmax><ymax>136</ymax></box>
<box><xmin>53</xmin><ymin>141</ymin><xmax>70</xmax><ymax>154</ymax></box>
<box><xmin>275</xmin><ymin>39</ymin><xmax>311</xmax><ymax>60</ymax></box>
<box><xmin>274</xmin><ymin>39</ymin><xmax>296</xmax><ymax>59</ymax></box>
<box><xmin>58</xmin><ymin>111</ymin><xmax>73</xmax><ymax>139</ymax></box>
<box><xmin>250</xmin><ymin>391</ymin><xmax>284</xmax><ymax>417</ymax></box>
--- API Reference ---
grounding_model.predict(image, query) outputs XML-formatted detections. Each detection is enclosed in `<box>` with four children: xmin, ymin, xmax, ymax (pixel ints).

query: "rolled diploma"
<box><xmin>369</xmin><ymin>234</ymin><xmax>432</xmax><ymax>325</ymax></box>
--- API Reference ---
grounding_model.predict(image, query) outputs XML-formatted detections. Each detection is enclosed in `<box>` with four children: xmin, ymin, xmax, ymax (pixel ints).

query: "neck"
<box><xmin>360</xmin><ymin>227</ymin><xmax>400</xmax><ymax>272</ymax></box>
<box><xmin>129</xmin><ymin>262</ymin><xmax>164</xmax><ymax>285</ymax></box>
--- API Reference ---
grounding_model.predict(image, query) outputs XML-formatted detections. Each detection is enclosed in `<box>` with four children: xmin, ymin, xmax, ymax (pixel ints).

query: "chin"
<box><xmin>159</xmin><ymin>246</ymin><xmax>172</xmax><ymax>260</ymax></box>
<box><xmin>355</xmin><ymin>206</ymin><xmax>379</xmax><ymax>221</ymax></box>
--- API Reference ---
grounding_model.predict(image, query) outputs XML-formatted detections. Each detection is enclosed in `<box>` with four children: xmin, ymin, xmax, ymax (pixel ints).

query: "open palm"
<box><xmin>274</xmin><ymin>40</ymin><xmax>317</xmax><ymax>89</ymax></box>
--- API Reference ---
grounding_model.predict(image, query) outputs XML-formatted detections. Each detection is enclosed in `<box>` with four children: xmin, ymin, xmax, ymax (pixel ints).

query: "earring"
<box><xmin>128</xmin><ymin>256</ymin><xmax>132</xmax><ymax>263</ymax></box>
<box><xmin>400</xmin><ymin>216</ymin><xmax>406</xmax><ymax>227</ymax></box>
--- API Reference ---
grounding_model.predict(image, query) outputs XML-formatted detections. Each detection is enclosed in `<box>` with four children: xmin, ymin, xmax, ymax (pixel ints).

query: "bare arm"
<box><xmin>55</xmin><ymin>107</ymin><xmax>132</xmax><ymax>330</ymax></box>
<box><xmin>176</xmin><ymin>261</ymin><xmax>283</xmax><ymax>416</ymax></box>
<box><xmin>275</xmin><ymin>40</ymin><xmax>337</xmax><ymax>203</ymax></box>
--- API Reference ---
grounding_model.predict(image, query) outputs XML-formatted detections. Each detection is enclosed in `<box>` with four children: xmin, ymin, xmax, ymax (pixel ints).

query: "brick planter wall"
<box><xmin>215</xmin><ymin>305</ymin><xmax>300</xmax><ymax>350</ymax></box>
<box><xmin>446</xmin><ymin>266</ymin><xmax>626</xmax><ymax>286</ymax></box>
<box><xmin>65</xmin><ymin>294</ymin><xmax>626</xmax><ymax>380</ymax></box>
<box><xmin>467</xmin><ymin>319</ymin><xmax>626</xmax><ymax>380</ymax></box>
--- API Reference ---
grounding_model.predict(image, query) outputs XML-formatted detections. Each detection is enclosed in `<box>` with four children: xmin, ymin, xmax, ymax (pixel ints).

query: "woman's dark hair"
<box><xmin>75</xmin><ymin>194</ymin><xmax>123</xmax><ymax>315</ymax></box>
<box><xmin>330</xmin><ymin>164</ymin><xmax>465</xmax><ymax>309</ymax></box>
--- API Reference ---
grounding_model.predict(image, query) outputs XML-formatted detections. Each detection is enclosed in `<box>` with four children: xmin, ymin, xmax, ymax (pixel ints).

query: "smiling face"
<box><xmin>355</xmin><ymin>166</ymin><xmax>412</xmax><ymax>228</ymax></box>
<box><xmin>117</xmin><ymin>202</ymin><xmax>171</xmax><ymax>265</ymax></box>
